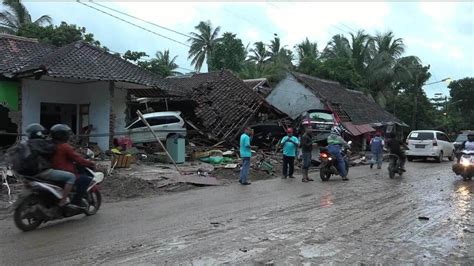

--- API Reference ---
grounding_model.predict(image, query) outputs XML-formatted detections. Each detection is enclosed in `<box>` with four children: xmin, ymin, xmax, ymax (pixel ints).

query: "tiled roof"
<box><xmin>166</xmin><ymin>70</ymin><xmax>266</xmax><ymax>139</ymax></box>
<box><xmin>243</xmin><ymin>78</ymin><xmax>273</xmax><ymax>97</ymax></box>
<box><xmin>293</xmin><ymin>72</ymin><xmax>406</xmax><ymax>126</ymax></box>
<box><xmin>0</xmin><ymin>35</ymin><xmax>182</xmax><ymax>96</ymax></box>
<box><xmin>0</xmin><ymin>34</ymin><xmax>56</xmax><ymax>77</ymax></box>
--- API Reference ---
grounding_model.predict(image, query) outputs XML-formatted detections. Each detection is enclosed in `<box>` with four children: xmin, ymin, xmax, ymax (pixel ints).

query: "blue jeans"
<box><xmin>302</xmin><ymin>152</ymin><xmax>312</xmax><ymax>170</ymax></box>
<box><xmin>371</xmin><ymin>151</ymin><xmax>383</xmax><ymax>168</ymax></box>
<box><xmin>239</xmin><ymin>158</ymin><xmax>250</xmax><ymax>183</ymax></box>
<box><xmin>72</xmin><ymin>175</ymin><xmax>92</xmax><ymax>205</ymax></box>
<box><xmin>328</xmin><ymin>144</ymin><xmax>347</xmax><ymax>177</ymax></box>
<box><xmin>40</xmin><ymin>169</ymin><xmax>76</xmax><ymax>185</ymax></box>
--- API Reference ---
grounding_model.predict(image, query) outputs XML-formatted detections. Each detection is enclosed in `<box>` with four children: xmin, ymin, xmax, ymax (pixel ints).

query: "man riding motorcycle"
<box><xmin>50</xmin><ymin>124</ymin><xmax>96</xmax><ymax>208</ymax></box>
<box><xmin>11</xmin><ymin>124</ymin><xmax>78</xmax><ymax>207</ymax></box>
<box><xmin>327</xmin><ymin>126</ymin><xmax>349</xmax><ymax>181</ymax></box>
<box><xmin>386</xmin><ymin>132</ymin><xmax>407</xmax><ymax>172</ymax></box>
<box><xmin>459</xmin><ymin>132</ymin><xmax>474</xmax><ymax>151</ymax></box>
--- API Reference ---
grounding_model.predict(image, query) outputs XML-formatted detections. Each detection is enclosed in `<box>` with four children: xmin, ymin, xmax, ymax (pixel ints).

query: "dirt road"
<box><xmin>0</xmin><ymin>160</ymin><xmax>472</xmax><ymax>264</ymax></box>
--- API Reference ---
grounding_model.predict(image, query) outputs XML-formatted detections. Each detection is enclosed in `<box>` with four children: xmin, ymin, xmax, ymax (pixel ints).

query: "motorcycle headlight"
<box><xmin>460</xmin><ymin>157</ymin><xmax>470</xmax><ymax>167</ymax></box>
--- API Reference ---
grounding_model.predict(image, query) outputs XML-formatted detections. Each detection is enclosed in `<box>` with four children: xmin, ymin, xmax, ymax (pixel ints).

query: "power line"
<box><xmin>76</xmin><ymin>0</ymin><xmax>190</xmax><ymax>48</ymax></box>
<box><xmin>88</xmin><ymin>1</ymin><xmax>192</xmax><ymax>39</ymax></box>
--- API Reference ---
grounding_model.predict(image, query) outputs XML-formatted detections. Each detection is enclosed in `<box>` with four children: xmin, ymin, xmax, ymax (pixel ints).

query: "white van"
<box><xmin>126</xmin><ymin>111</ymin><xmax>187</xmax><ymax>144</ymax></box>
<box><xmin>405</xmin><ymin>130</ymin><xmax>455</xmax><ymax>163</ymax></box>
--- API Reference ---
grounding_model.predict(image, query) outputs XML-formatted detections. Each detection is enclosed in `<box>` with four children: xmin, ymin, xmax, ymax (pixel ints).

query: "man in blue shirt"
<box><xmin>370</xmin><ymin>132</ymin><xmax>385</xmax><ymax>169</ymax></box>
<box><xmin>279</xmin><ymin>128</ymin><xmax>300</xmax><ymax>179</ymax></box>
<box><xmin>239</xmin><ymin>127</ymin><xmax>253</xmax><ymax>185</ymax></box>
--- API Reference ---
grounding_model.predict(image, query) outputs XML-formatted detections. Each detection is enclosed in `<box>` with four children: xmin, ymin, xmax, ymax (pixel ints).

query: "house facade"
<box><xmin>0</xmin><ymin>34</ymin><xmax>179</xmax><ymax>150</ymax></box>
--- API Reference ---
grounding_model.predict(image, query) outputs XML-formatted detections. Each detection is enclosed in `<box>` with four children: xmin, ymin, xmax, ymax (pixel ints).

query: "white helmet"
<box><xmin>331</xmin><ymin>126</ymin><xmax>342</xmax><ymax>136</ymax></box>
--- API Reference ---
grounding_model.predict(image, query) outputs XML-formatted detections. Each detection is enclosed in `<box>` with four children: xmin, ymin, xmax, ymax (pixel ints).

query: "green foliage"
<box><xmin>122</xmin><ymin>50</ymin><xmax>148</xmax><ymax>62</ymax></box>
<box><xmin>0</xmin><ymin>0</ymin><xmax>51</xmax><ymax>34</ymax></box>
<box><xmin>16</xmin><ymin>22</ymin><xmax>102</xmax><ymax>47</ymax></box>
<box><xmin>187</xmin><ymin>20</ymin><xmax>221</xmax><ymax>72</ymax></box>
<box><xmin>208</xmin><ymin>32</ymin><xmax>246</xmax><ymax>72</ymax></box>
<box><xmin>136</xmin><ymin>50</ymin><xmax>181</xmax><ymax>78</ymax></box>
<box><xmin>448</xmin><ymin>78</ymin><xmax>474</xmax><ymax>130</ymax></box>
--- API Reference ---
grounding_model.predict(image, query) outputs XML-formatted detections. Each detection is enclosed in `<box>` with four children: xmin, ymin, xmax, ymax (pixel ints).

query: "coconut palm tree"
<box><xmin>248</xmin><ymin>41</ymin><xmax>270</xmax><ymax>66</ymax></box>
<box><xmin>187</xmin><ymin>20</ymin><xmax>221</xmax><ymax>72</ymax></box>
<box><xmin>373</xmin><ymin>31</ymin><xmax>405</xmax><ymax>59</ymax></box>
<box><xmin>143</xmin><ymin>50</ymin><xmax>181</xmax><ymax>78</ymax></box>
<box><xmin>0</xmin><ymin>0</ymin><xmax>52</xmax><ymax>34</ymax></box>
<box><xmin>296</xmin><ymin>38</ymin><xmax>319</xmax><ymax>63</ymax></box>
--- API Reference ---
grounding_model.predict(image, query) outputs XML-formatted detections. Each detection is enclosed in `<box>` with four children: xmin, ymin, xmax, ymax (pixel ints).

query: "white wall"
<box><xmin>112</xmin><ymin>88</ymin><xmax>128</xmax><ymax>135</ymax></box>
<box><xmin>22</xmin><ymin>79</ymin><xmax>111</xmax><ymax>150</ymax></box>
<box><xmin>266</xmin><ymin>74</ymin><xmax>325</xmax><ymax>119</ymax></box>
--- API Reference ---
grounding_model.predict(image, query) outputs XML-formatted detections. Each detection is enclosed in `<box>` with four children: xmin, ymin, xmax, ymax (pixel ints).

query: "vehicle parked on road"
<box><xmin>405</xmin><ymin>130</ymin><xmax>455</xmax><ymax>163</ymax></box>
<box><xmin>126</xmin><ymin>111</ymin><xmax>187</xmax><ymax>144</ymax></box>
<box><xmin>294</xmin><ymin>109</ymin><xmax>338</xmax><ymax>143</ymax></box>
<box><xmin>453</xmin><ymin>149</ymin><xmax>474</xmax><ymax>181</ymax></box>
<box><xmin>319</xmin><ymin>141</ymin><xmax>352</xmax><ymax>181</ymax></box>
<box><xmin>12</xmin><ymin>167</ymin><xmax>103</xmax><ymax>231</ymax></box>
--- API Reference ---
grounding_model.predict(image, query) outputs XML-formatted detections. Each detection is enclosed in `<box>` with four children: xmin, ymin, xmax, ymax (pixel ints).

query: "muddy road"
<box><xmin>0</xmin><ymin>160</ymin><xmax>472</xmax><ymax>264</ymax></box>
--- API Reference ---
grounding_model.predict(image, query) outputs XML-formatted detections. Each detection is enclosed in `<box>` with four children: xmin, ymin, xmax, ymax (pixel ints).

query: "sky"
<box><xmin>22</xmin><ymin>1</ymin><xmax>474</xmax><ymax>98</ymax></box>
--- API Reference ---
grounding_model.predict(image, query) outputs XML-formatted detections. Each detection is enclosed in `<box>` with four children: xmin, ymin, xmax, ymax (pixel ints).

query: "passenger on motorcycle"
<box><xmin>11</xmin><ymin>124</ymin><xmax>77</xmax><ymax>207</ymax></box>
<box><xmin>327</xmin><ymin>126</ymin><xmax>349</xmax><ymax>181</ymax></box>
<box><xmin>460</xmin><ymin>133</ymin><xmax>474</xmax><ymax>151</ymax></box>
<box><xmin>386</xmin><ymin>132</ymin><xmax>407</xmax><ymax>171</ymax></box>
<box><xmin>50</xmin><ymin>124</ymin><xmax>96</xmax><ymax>208</ymax></box>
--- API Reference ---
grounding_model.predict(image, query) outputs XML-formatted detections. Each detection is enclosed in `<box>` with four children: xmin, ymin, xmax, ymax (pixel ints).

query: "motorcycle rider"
<box><xmin>50</xmin><ymin>124</ymin><xmax>96</xmax><ymax>208</ymax></box>
<box><xmin>327</xmin><ymin>126</ymin><xmax>349</xmax><ymax>181</ymax></box>
<box><xmin>386</xmin><ymin>132</ymin><xmax>407</xmax><ymax>172</ymax></box>
<box><xmin>456</xmin><ymin>132</ymin><xmax>474</xmax><ymax>163</ymax></box>
<box><xmin>9</xmin><ymin>124</ymin><xmax>77</xmax><ymax>207</ymax></box>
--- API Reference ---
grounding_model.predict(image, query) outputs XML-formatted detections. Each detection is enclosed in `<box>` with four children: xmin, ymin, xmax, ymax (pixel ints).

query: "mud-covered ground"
<box><xmin>0</xmin><ymin>159</ymin><xmax>472</xmax><ymax>265</ymax></box>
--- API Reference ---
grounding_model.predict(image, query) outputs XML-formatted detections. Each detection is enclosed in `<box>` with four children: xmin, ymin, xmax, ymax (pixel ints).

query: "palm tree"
<box><xmin>248</xmin><ymin>41</ymin><xmax>270</xmax><ymax>66</ymax></box>
<box><xmin>348</xmin><ymin>30</ymin><xmax>373</xmax><ymax>75</ymax></box>
<box><xmin>296</xmin><ymin>38</ymin><xmax>318</xmax><ymax>64</ymax></box>
<box><xmin>187</xmin><ymin>20</ymin><xmax>221</xmax><ymax>72</ymax></box>
<box><xmin>0</xmin><ymin>0</ymin><xmax>52</xmax><ymax>34</ymax></box>
<box><xmin>373</xmin><ymin>31</ymin><xmax>405</xmax><ymax>59</ymax></box>
<box><xmin>143</xmin><ymin>50</ymin><xmax>181</xmax><ymax>78</ymax></box>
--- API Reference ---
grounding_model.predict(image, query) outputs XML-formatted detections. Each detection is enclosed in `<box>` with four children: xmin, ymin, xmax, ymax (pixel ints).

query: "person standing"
<box><xmin>279</xmin><ymin>128</ymin><xmax>299</xmax><ymax>179</ymax></box>
<box><xmin>239</xmin><ymin>127</ymin><xmax>253</xmax><ymax>185</ymax></box>
<box><xmin>370</xmin><ymin>132</ymin><xmax>385</xmax><ymax>169</ymax></box>
<box><xmin>300</xmin><ymin>125</ymin><xmax>315</xmax><ymax>182</ymax></box>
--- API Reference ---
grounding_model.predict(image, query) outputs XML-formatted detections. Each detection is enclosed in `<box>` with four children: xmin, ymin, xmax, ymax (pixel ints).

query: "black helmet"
<box><xmin>25</xmin><ymin>123</ymin><xmax>46</xmax><ymax>139</ymax></box>
<box><xmin>50</xmin><ymin>124</ymin><xmax>72</xmax><ymax>142</ymax></box>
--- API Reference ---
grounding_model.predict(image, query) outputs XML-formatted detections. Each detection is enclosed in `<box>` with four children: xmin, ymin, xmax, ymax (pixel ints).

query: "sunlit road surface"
<box><xmin>0</xmin><ymin>160</ymin><xmax>472</xmax><ymax>265</ymax></box>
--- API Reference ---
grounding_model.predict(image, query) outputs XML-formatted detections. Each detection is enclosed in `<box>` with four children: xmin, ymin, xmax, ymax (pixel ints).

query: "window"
<box><xmin>127</xmin><ymin>120</ymin><xmax>145</xmax><ymax>129</ymax></box>
<box><xmin>167</xmin><ymin>116</ymin><xmax>180</xmax><ymax>124</ymax></box>
<box><xmin>437</xmin><ymin>133</ymin><xmax>450</xmax><ymax>142</ymax></box>
<box><xmin>409</xmin><ymin>132</ymin><xmax>434</xmax><ymax>140</ymax></box>
<box><xmin>308</xmin><ymin>112</ymin><xmax>334</xmax><ymax>122</ymax></box>
<box><xmin>455</xmin><ymin>134</ymin><xmax>467</xmax><ymax>142</ymax></box>
<box><xmin>146</xmin><ymin>117</ymin><xmax>170</xmax><ymax>126</ymax></box>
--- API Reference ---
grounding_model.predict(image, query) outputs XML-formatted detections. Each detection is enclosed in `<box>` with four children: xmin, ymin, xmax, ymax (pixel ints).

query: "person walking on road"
<box><xmin>279</xmin><ymin>128</ymin><xmax>299</xmax><ymax>179</ymax></box>
<box><xmin>370</xmin><ymin>132</ymin><xmax>385</xmax><ymax>169</ymax></box>
<box><xmin>300</xmin><ymin>124</ymin><xmax>315</xmax><ymax>182</ymax></box>
<box><xmin>239</xmin><ymin>127</ymin><xmax>253</xmax><ymax>185</ymax></box>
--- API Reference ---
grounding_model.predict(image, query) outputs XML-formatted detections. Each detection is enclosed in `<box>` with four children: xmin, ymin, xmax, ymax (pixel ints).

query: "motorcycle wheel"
<box><xmin>14</xmin><ymin>195</ymin><xmax>44</xmax><ymax>232</ymax></box>
<box><xmin>320</xmin><ymin>167</ymin><xmax>331</xmax><ymax>181</ymax></box>
<box><xmin>84</xmin><ymin>190</ymin><xmax>102</xmax><ymax>216</ymax></box>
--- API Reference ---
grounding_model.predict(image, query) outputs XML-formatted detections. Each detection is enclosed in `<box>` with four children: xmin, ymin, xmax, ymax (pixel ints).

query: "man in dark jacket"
<box><xmin>300</xmin><ymin>125</ymin><xmax>315</xmax><ymax>182</ymax></box>
<box><xmin>386</xmin><ymin>132</ymin><xmax>407</xmax><ymax>171</ymax></box>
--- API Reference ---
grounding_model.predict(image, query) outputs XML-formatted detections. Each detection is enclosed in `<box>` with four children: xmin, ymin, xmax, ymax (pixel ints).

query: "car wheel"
<box><xmin>449</xmin><ymin>151</ymin><xmax>455</xmax><ymax>161</ymax></box>
<box><xmin>407</xmin><ymin>156</ymin><xmax>414</xmax><ymax>162</ymax></box>
<box><xmin>435</xmin><ymin>151</ymin><xmax>443</xmax><ymax>163</ymax></box>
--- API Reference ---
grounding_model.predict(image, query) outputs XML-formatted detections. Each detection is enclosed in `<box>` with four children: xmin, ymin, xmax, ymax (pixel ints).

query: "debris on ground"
<box><xmin>418</xmin><ymin>216</ymin><xmax>430</xmax><ymax>221</ymax></box>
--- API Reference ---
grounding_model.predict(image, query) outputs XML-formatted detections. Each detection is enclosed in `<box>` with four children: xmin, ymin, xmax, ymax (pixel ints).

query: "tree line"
<box><xmin>1</xmin><ymin>0</ymin><xmax>472</xmax><ymax>133</ymax></box>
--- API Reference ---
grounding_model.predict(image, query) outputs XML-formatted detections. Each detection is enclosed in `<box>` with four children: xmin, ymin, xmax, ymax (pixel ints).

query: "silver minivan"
<box><xmin>405</xmin><ymin>130</ymin><xmax>455</xmax><ymax>163</ymax></box>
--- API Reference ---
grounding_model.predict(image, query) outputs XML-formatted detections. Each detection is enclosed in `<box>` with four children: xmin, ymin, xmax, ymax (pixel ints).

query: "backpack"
<box><xmin>6</xmin><ymin>140</ymin><xmax>55</xmax><ymax>176</ymax></box>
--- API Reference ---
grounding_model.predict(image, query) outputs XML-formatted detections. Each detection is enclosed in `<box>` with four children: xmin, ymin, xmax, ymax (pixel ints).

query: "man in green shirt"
<box><xmin>279</xmin><ymin>128</ymin><xmax>300</xmax><ymax>179</ymax></box>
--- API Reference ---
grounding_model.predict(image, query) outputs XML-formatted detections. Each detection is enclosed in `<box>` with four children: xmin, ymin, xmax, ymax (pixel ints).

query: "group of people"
<box><xmin>239</xmin><ymin>124</ymin><xmax>351</xmax><ymax>185</ymax></box>
<box><xmin>239</xmin><ymin>123</ymin><xmax>412</xmax><ymax>185</ymax></box>
<box><xmin>8</xmin><ymin>123</ymin><xmax>95</xmax><ymax>209</ymax></box>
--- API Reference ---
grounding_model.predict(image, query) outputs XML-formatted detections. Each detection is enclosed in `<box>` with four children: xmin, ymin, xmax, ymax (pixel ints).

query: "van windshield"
<box><xmin>409</xmin><ymin>132</ymin><xmax>434</xmax><ymax>140</ymax></box>
<box><xmin>455</xmin><ymin>134</ymin><xmax>467</xmax><ymax>142</ymax></box>
<box><xmin>308</xmin><ymin>112</ymin><xmax>333</xmax><ymax>122</ymax></box>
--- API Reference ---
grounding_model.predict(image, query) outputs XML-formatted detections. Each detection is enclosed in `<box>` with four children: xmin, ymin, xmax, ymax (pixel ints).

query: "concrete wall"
<box><xmin>112</xmin><ymin>88</ymin><xmax>128</xmax><ymax>134</ymax></box>
<box><xmin>266</xmin><ymin>74</ymin><xmax>325</xmax><ymax>119</ymax></box>
<box><xmin>21</xmin><ymin>79</ymin><xmax>112</xmax><ymax>150</ymax></box>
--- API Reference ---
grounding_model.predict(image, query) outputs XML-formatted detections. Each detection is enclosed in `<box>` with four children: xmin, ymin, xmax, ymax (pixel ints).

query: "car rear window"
<box><xmin>455</xmin><ymin>134</ymin><xmax>467</xmax><ymax>142</ymax></box>
<box><xmin>308</xmin><ymin>112</ymin><xmax>334</xmax><ymax>122</ymax></box>
<box><xmin>409</xmin><ymin>132</ymin><xmax>434</xmax><ymax>140</ymax></box>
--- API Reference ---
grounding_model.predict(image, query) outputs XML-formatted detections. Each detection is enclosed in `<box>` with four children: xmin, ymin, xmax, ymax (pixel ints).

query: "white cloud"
<box><xmin>264</xmin><ymin>2</ymin><xmax>390</xmax><ymax>46</ymax></box>
<box><xmin>418</xmin><ymin>2</ymin><xmax>458</xmax><ymax>22</ymax></box>
<box><xmin>447</xmin><ymin>47</ymin><xmax>464</xmax><ymax>60</ymax></box>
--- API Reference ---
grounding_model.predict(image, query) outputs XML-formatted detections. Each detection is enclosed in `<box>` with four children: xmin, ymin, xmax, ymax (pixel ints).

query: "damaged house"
<box><xmin>0</xmin><ymin>34</ymin><xmax>181</xmax><ymax>150</ymax></box>
<box><xmin>266</xmin><ymin>72</ymin><xmax>408</xmax><ymax>149</ymax></box>
<box><xmin>128</xmin><ymin>70</ymin><xmax>288</xmax><ymax>146</ymax></box>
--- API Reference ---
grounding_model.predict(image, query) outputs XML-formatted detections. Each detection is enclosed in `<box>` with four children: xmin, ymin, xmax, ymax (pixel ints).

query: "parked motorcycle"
<box><xmin>12</xmin><ymin>167</ymin><xmax>104</xmax><ymax>231</ymax></box>
<box><xmin>319</xmin><ymin>141</ymin><xmax>352</xmax><ymax>181</ymax></box>
<box><xmin>387</xmin><ymin>154</ymin><xmax>404</xmax><ymax>179</ymax></box>
<box><xmin>453</xmin><ymin>150</ymin><xmax>474</xmax><ymax>181</ymax></box>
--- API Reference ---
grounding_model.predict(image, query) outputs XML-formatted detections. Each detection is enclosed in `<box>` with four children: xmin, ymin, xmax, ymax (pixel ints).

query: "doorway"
<box><xmin>40</xmin><ymin>103</ymin><xmax>78</xmax><ymax>133</ymax></box>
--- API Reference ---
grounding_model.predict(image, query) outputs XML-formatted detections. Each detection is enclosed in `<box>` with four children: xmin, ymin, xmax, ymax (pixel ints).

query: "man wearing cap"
<box><xmin>279</xmin><ymin>128</ymin><xmax>299</xmax><ymax>179</ymax></box>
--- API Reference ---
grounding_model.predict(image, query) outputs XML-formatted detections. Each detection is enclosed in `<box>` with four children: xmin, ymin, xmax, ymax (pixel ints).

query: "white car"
<box><xmin>125</xmin><ymin>111</ymin><xmax>187</xmax><ymax>144</ymax></box>
<box><xmin>405</xmin><ymin>130</ymin><xmax>455</xmax><ymax>163</ymax></box>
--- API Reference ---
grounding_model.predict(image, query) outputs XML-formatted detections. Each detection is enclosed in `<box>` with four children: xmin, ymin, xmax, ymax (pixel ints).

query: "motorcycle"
<box><xmin>319</xmin><ymin>141</ymin><xmax>352</xmax><ymax>181</ymax></box>
<box><xmin>453</xmin><ymin>150</ymin><xmax>474</xmax><ymax>181</ymax></box>
<box><xmin>12</xmin><ymin>167</ymin><xmax>104</xmax><ymax>231</ymax></box>
<box><xmin>387</xmin><ymin>154</ymin><xmax>404</xmax><ymax>179</ymax></box>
